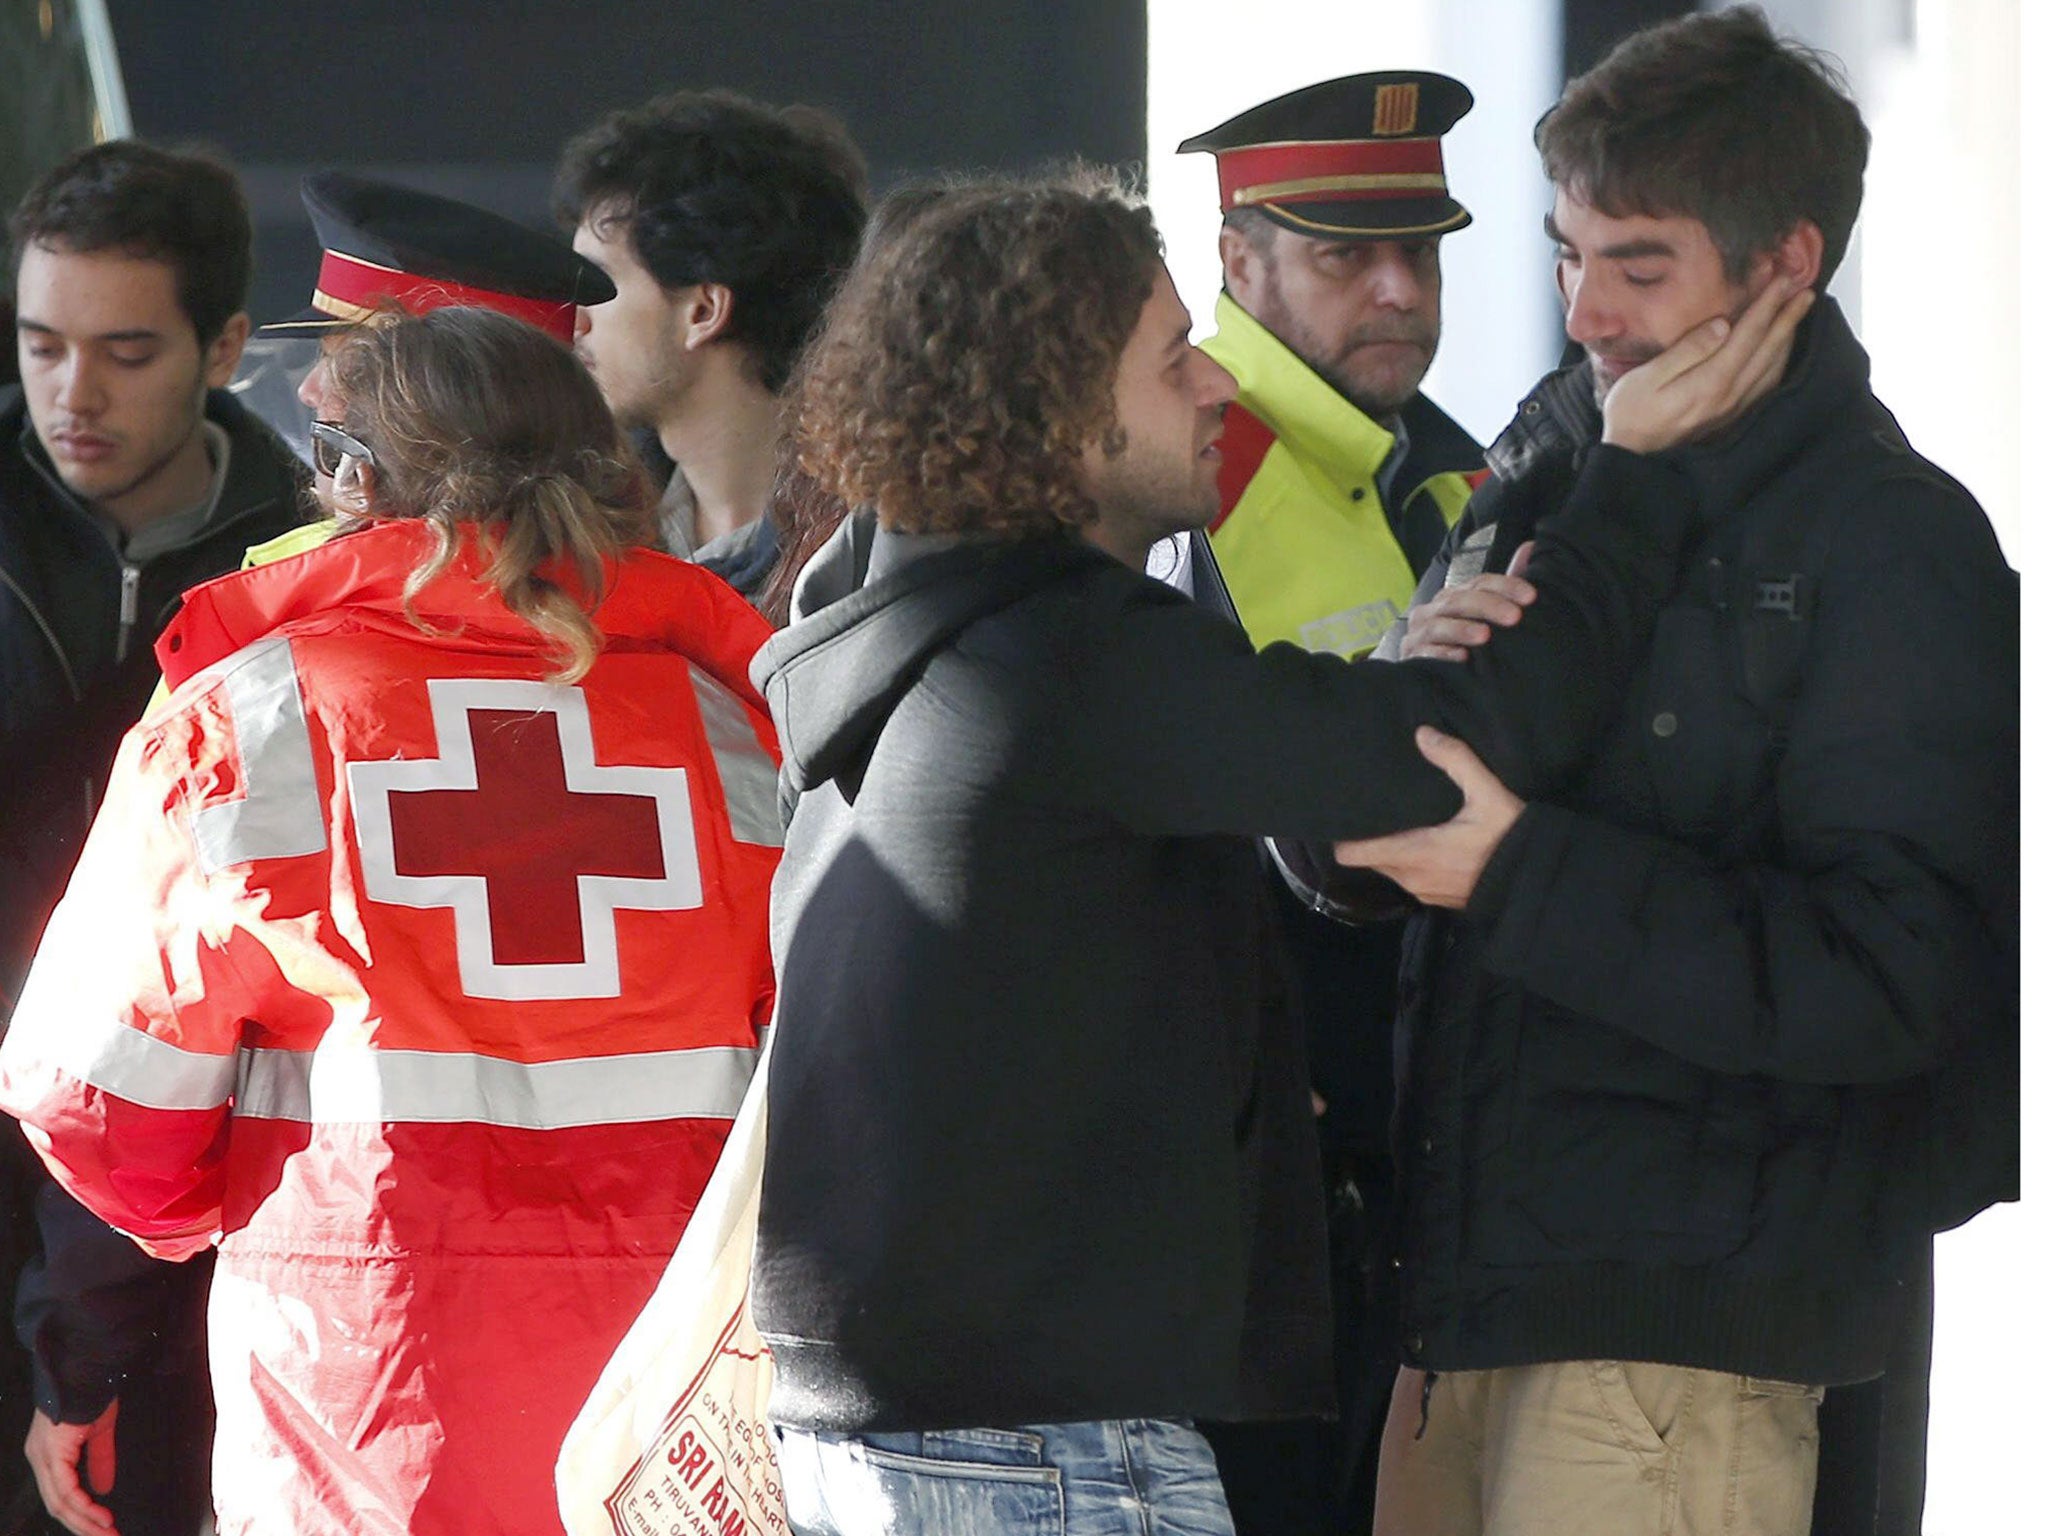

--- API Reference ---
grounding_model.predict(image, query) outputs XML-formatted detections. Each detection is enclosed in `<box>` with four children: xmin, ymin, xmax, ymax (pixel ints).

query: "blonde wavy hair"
<box><xmin>791</xmin><ymin>167</ymin><xmax>1162</xmax><ymax>538</ymax></box>
<box><xmin>327</xmin><ymin>306</ymin><xmax>656</xmax><ymax>681</ymax></box>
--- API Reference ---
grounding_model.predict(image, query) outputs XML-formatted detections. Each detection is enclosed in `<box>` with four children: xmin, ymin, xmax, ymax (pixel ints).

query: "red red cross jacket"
<box><xmin>0</xmin><ymin>520</ymin><xmax>782</xmax><ymax>1536</ymax></box>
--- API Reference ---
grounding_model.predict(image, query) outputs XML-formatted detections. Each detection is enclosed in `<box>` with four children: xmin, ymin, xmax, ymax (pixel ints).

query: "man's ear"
<box><xmin>1758</xmin><ymin>219</ymin><xmax>1825</xmax><ymax>293</ymax></box>
<box><xmin>676</xmin><ymin>283</ymin><xmax>738</xmax><ymax>351</ymax></box>
<box><xmin>1218</xmin><ymin>224</ymin><xmax>1262</xmax><ymax>304</ymax></box>
<box><xmin>203</xmin><ymin>312</ymin><xmax>251</xmax><ymax>388</ymax></box>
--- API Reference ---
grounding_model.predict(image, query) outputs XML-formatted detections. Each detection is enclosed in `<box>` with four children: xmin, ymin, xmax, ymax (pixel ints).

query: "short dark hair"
<box><xmin>1536</xmin><ymin>5</ymin><xmax>1869</xmax><ymax>288</ymax></box>
<box><xmin>1220</xmin><ymin>207</ymin><xmax>1277</xmax><ymax>252</ymax></box>
<box><xmin>9</xmin><ymin>140</ymin><xmax>253</xmax><ymax>344</ymax></box>
<box><xmin>793</xmin><ymin>167</ymin><xmax>1161</xmax><ymax>539</ymax></box>
<box><xmin>553</xmin><ymin>90</ymin><xmax>869</xmax><ymax>393</ymax></box>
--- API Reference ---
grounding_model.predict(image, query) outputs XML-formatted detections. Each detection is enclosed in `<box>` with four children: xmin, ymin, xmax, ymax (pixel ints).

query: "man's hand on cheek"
<box><xmin>1602</xmin><ymin>277</ymin><xmax>1815</xmax><ymax>453</ymax></box>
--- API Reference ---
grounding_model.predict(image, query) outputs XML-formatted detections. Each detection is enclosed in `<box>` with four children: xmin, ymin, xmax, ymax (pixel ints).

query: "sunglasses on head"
<box><xmin>309</xmin><ymin>420</ymin><xmax>377</xmax><ymax>479</ymax></box>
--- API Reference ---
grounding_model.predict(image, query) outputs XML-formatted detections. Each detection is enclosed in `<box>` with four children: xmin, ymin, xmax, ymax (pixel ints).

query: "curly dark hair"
<box><xmin>9</xmin><ymin>140</ymin><xmax>252</xmax><ymax>344</ymax></box>
<box><xmin>553</xmin><ymin>89</ymin><xmax>868</xmax><ymax>393</ymax></box>
<box><xmin>793</xmin><ymin>168</ymin><xmax>1161</xmax><ymax>539</ymax></box>
<box><xmin>1538</xmin><ymin>5</ymin><xmax>1869</xmax><ymax>288</ymax></box>
<box><xmin>753</xmin><ymin>178</ymin><xmax>972</xmax><ymax>623</ymax></box>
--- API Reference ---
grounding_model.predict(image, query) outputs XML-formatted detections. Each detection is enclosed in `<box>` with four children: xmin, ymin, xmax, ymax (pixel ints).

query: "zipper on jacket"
<box><xmin>116</xmin><ymin>562</ymin><xmax>142</xmax><ymax>663</ymax></box>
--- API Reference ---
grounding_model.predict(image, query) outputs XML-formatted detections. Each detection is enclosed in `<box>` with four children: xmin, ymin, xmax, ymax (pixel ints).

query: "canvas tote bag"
<box><xmin>556</xmin><ymin>1032</ymin><xmax>785</xmax><ymax>1536</ymax></box>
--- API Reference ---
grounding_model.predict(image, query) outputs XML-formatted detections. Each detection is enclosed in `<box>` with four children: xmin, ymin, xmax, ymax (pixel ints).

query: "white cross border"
<box><xmin>348</xmin><ymin>678</ymin><xmax>702</xmax><ymax>1001</ymax></box>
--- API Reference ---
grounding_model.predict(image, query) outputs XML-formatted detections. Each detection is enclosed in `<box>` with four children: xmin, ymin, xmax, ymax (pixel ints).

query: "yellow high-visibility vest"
<box><xmin>1202</xmin><ymin>295</ymin><xmax>1479</xmax><ymax>657</ymax></box>
<box><xmin>240</xmin><ymin>518</ymin><xmax>342</xmax><ymax>568</ymax></box>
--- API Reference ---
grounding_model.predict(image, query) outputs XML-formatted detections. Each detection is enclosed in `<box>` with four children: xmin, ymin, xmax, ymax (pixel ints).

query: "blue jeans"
<box><xmin>778</xmin><ymin>1418</ymin><xmax>1237</xmax><ymax>1536</ymax></box>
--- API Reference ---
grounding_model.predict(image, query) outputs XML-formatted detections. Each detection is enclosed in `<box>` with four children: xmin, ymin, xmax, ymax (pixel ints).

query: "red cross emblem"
<box><xmin>350</xmin><ymin>679</ymin><xmax>701</xmax><ymax>999</ymax></box>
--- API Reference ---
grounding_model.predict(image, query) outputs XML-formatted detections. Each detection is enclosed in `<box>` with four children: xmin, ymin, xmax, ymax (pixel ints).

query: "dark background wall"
<box><xmin>1563</xmin><ymin>0</ymin><xmax>1698</xmax><ymax>78</ymax></box>
<box><xmin>80</xmin><ymin>1</ymin><xmax>1710</xmax><ymax>344</ymax></box>
<box><xmin>104</xmin><ymin>0</ymin><xmax>1149</xmax><ymax>326</ymax></box>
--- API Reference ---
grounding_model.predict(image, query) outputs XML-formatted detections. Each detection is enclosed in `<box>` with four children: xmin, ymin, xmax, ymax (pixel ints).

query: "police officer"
<box><xmin>1178</xmin><ymin>74</ymin><xmax>1488</xmax><ymax>1536</ymax></box>
<box><xmin>1182</xmin><ymin>71</ymin><xmax>1485</xmax><ymax>658</ymax></box>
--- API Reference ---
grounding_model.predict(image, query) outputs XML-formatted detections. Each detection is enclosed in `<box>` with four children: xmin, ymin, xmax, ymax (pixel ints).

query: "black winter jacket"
<box><xmin>1380</xmin><ymin>300</ymin><xmax>2018</xmax><ymax>1387</ymax></box>
<box><xmin>1289</xmin><ymin>392</ymin><xmax>1484</xmax><ymax>1159</ymax></box>
<box><xmin>0</xmin><ymin>386</ymin><xmax>309</xmax><ymax>1003</ymax></box>
<box><xmin>748</xmin><ymin>443</ymin><xmax>1711</xmax><ymax>1435</ymax></box>
<box><xmin>1</xmin><ymin>385</ymin><xmax>306</xmax><ymax>1439</ymax></box>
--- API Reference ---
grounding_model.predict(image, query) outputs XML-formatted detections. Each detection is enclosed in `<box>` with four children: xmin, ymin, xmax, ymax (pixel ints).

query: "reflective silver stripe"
<box><xmin>189</xmin><ymin>636</ymin><xmax>327</xmax><ymax>873</ymax></box>
<box><xmin>690</xmin><ymin>666</ymin><xmax>782</xmax><ymax>847</ymax></box>
<box><xmin>53</xmin><ymin>1021</ymin><xmax>238</xmax><ymax>1112</ymax></box>
<box><xmin>233</xmin><ymin>1042</ymin><xmax>760</xmax><ymax>1129</ymax></box>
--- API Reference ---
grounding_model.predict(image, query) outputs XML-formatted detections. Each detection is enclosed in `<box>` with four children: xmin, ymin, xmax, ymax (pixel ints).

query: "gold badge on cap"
<box><xmin>1180</xmin><ymin>71</ymin><xmax>1475</xmax><ymax>238</ymax></box>
<box><xmin>1373</xmin><ymin>83</ymin><xmax>1421</xmax><ymax>136</ymax></box>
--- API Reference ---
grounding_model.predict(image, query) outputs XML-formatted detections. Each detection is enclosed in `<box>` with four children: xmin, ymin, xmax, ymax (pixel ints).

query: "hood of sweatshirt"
<box><xmin>751</xmin><ymin>514</ymin><xmax>1105</xmax><ymax>797</ymax></box>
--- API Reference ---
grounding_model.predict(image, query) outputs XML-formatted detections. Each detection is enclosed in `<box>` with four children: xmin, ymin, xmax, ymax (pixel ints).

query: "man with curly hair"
<box><xmin>746</xmin><ymin>169</ymin><xmax>1807</xmax><ymax>1536</ymax></box>
<box><xmin>554</xmin><ymin>89</ymin><xmax>867</xmax><ymax>601</ymax></box>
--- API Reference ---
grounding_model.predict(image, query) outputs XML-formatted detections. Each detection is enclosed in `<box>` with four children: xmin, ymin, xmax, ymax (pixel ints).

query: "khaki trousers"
<box><xmin>1375</xmin><ymin>1361</ymin><xmax>1825</xmax><ymax>1536</ymax></box>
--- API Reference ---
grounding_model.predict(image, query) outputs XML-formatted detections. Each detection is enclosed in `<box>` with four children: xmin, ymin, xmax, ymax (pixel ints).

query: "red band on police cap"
<box><xmin>310</xmin><ymin>249</ymin><xmax>579</xmax><ymax>342</ymax></box>
<box><xmin>1216</xmin><ymin>138</ymin><xmax>1446</xmax><ymax>213</ymax></box>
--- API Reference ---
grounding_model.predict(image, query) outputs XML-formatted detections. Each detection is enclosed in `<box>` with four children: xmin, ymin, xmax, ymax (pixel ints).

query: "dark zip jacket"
<box><xmin>1377</xmin><ymin>299</ymin><xmax>2018</xmax><ymax>1386</ymax></box>
<box><xmin>1</xmin><ymin>384</ymin><xmax>306</xmax><ymax>1454</ymax></box>
<box><xmin>0</xmin><ymin>385</ymin><xmax>308</xmax><ymax>1004</ymax></box>
<box><xmin>748</xmin><ymin>441</ymin><xmax>1712</xmax><ymax>1434</ymax></box>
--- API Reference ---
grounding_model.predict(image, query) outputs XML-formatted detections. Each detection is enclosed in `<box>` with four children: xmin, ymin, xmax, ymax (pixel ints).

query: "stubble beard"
<box><xmin>1304</xmin><ymin>330</ymin><xmax>1437</xmax><ymax>424</ymax></box>
<box><xmin>1095</xmin><ymin>439</ymin><xmax>1216</xmax><ymax>545</ymax></box>
<box><xmin>56</xmin><ymin>379</ymin><xmax>208</xmax><ymax>515</ymax></box>
<box><xmin>1263</xmin><ymin>292</ymin><xmax>1437</xmax><ymax>424</ymax></box>
<box><xmin>593</xmin><ymin>344</ymin><xmax>691</xmax><ymax>440</ymax></box>
<box><xmin>1588</xmin><ymin>347</ymin><xmax>1659</xmax><ymax>407</ymax></box>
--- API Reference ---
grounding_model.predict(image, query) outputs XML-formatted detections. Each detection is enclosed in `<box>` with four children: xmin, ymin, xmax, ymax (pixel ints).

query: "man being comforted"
<box><xmin>1343</xmin><ymin>11</ymin><xmax>2019</xmax><ymax>1535</ymax></box>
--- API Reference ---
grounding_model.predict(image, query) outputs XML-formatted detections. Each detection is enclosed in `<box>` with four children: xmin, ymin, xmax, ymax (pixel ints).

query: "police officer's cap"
<box><xmin>1180</xmin><ymin>72</ymin><xmax>1473</xmax><ymax>240</ymax></box>
<box><xmin>262</xmin><ymin>172</ymin><xmax>615</xmax><ymax>343</ymax></box>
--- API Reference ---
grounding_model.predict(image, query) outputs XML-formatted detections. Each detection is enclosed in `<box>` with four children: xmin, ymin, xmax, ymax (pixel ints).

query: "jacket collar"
<box><xmin>1203</xmin><ymin>293</ymin><xmax>1399</xmax><ymax>487</ymax></box>
<box><xmin>1485</xmin><ymin>358</ymin><xmax>1600</xmax><ymax>484</ymax></box>
<box><xmin>202</xmin><ymin>388</ymin><xmax>311</xmax><ymax>543</ymax></box>
<box><xmin>159</xmin><ymin>518</ymin><xmax>771</xmax><ymax>708</ymax></box>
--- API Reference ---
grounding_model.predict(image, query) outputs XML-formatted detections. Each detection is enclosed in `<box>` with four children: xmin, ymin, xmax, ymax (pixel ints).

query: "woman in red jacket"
<box><xmin>0</xmin><ymin>307</ymin><xmax>782</xmax><ymax>1536</ymax></box>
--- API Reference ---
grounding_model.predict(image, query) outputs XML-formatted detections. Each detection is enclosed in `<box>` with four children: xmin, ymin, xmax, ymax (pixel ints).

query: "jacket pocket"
<box><xmin>1467</xmin><ymin>997</ymin><xmax>1764</xmax><ymax>1266</ymax></box>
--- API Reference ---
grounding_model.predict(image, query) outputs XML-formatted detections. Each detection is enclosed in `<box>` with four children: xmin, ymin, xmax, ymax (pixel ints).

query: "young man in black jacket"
<box><xmin>1</xmin><ymin>141</ymin><xmax>308</xmax><ymax>1536</ymax></box>
<box><xmin>748</xmin><ymin>171</ymin><xmax>1807</xmax><ymax>1536</ymax></box>
<box><xmin>1339</xmin><ymin>11</ymin><xmax>2019</xmax><ymax>1536</ymax></box>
